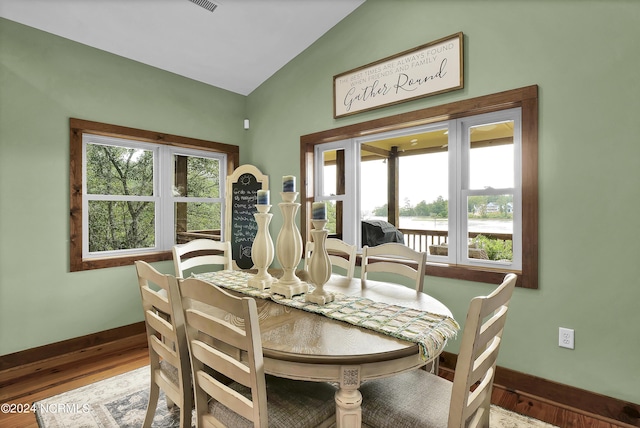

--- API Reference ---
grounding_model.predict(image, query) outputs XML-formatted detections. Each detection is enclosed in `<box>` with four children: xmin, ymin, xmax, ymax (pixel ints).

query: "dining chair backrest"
<box><xmin>304</xmin><ymin>238</ymin><xmax>357</xmax><ymax>279</ymax></box>
<box><xmin>134</xmin><ymin>261</ymin><xmax>192</xmax><ymax>428</ymax></box>
<box><xmin>172</xmin><ymin>238</ymin><xmax>232</xmax><ymax>278</ymax></box>
<box><xmin>178</xmin><ymin>277</ymin><xmax>337</xmax><ymax>428</ymax></box>
<box><xmin>179</xmin><ymin>277</ymin><xmax>267</xmax><ymax>426</ymax></box>
<box><xmin>448</xmin><ymin>272</ymin><xmax>518</xmax><ymax>427</ymax></box>
<box><xmin>359</xmin><ymin>273</ymin><xmax>517</xmax><ymax>428</ymax></box>
<box><xmin>361</xmin><ymin>242</ymin><xmax>427</xmax><ymax>292</ymax></box>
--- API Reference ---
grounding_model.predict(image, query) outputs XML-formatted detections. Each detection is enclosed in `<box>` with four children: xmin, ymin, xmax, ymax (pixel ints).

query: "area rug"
<box><xmin>35</xmin><ymin>366</ymin><xmax>558</xmax><ymax>427</ymax></box>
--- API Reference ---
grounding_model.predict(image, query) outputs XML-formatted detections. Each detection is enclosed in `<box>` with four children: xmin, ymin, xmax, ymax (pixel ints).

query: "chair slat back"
<box><xmin>305</xmin><ymin>238</ymin><xmax>357</xmax><ymax>279</ymax></box>
<box><xmin>179</xmin><ymin>277</ymin><xmax>268</xmax><ymax>428</ymax></box>
<box><xmin>361</xmin><ymin>243</ymin><xmax>427</xmax><ymax>291</ymax></box>
<box><xmin>134</xmin><ymin>260</ymin><xmax>192</xmax><ymax>428</ymax></box>
<box><xmin>448</xmin><ymin>273</ymin><xmax>517</xmax><ymax>428</ymax></box>
<box><xmin>173</xmin><ymin>239</ymin><xmax>232</xmax><ymax>278</ymax></box>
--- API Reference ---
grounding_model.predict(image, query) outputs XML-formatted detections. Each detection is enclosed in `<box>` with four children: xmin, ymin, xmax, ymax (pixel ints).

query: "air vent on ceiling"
<box><xmin>188</xmin><ymin>0</ymin><xmax>219</xmax><ymax>13</ymax></box>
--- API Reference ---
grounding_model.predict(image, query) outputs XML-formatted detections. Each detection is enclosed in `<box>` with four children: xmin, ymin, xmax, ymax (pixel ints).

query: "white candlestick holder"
<box><xmin>248</xmin><ymin>204</ymin><xmax>275</xmax><ymax>290</ymax></box>
<box><xmin>271</xmin><ymin>192</ymin><xmax>308</xmax><ymax>298</ymax></box>
<box><xmin>306</xmin><ymin>219</ymin><xmax>334</xmax><ymax>305</ymax></box>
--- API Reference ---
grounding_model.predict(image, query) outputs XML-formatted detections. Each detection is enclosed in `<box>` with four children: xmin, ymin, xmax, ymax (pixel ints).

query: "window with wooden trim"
<box><xmin>301</xmin><ymin>86</ymin><xmax>538</xmax><ymax>288</ymax></box>
<box><xmin>70</xmin><ymin>119</ymin><xmax>239</xmax><ymax>271</ymax></box>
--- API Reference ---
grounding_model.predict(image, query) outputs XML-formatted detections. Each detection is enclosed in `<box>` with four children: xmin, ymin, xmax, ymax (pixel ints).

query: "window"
<box><xmin>458</xmin><ymin>111</ymin><xmax>520</xmax><ymax>270</ymax></box>
<box><xmin>70</xmin><ymin>119</ymin><xmax>239</xmax><ymax>271</ymax></box>
<box><xmin>301</xmin><ymin>86</ymin><xmax>538</xmax><ymax>288</ymax></box>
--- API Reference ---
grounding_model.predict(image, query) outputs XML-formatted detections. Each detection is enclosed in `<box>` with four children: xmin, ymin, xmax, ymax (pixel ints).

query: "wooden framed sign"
<box><xmin>225</xmin><ymin>165</ymin><xmax>268</xmax><ymax>270</ymax></box>
<box><xmin>333</xmin><ymin>32</ymin><xmax>464</xmax><ymax>118</ymax></box>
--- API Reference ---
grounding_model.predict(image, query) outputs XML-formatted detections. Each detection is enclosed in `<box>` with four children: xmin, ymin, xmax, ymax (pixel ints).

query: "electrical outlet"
<box><xmin>559</xmin><ymin>327</ymin><xmax>575</xmax><ymax>349</ymax></box>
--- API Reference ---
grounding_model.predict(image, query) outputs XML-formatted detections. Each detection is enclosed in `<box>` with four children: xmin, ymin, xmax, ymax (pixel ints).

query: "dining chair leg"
<box><xmin>178</xmin><ymin>396</ymin><xmax>191</xmax><ymax>428</ymax></box>
<box><xmin>166</xmin><ymin>396</ymin><xmax>175</xmax><ymax>408</ymax></box>
<box><xmin>143</xmin><ymin>381</ymin><xmax>160</xmax><ymax>427</ymax></box>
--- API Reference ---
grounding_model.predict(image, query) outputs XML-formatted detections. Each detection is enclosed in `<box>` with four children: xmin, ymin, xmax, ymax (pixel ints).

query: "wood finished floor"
<box><xmin>0</xmin><ymin>345</ymin><xmax>629</xmax><ymax>428</ymax></box>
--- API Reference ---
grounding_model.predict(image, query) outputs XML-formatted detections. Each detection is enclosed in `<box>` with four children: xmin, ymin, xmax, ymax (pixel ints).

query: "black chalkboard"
<box><xmin>230</xmin><ymin>173</ymin><xmax>261</xmax><ymax>269</ymax></box>
<box><xmin>226</xmin><ymin>165</ymin><xmax>268</xmax><ymax>270</ymax></box>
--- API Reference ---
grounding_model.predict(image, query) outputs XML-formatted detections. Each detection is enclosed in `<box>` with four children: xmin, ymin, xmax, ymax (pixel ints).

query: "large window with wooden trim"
<box><xmin>301</xmin><ymin>86</ymin><xmax>538</xmax><ymax>288</ymax></box>
<box><xmin>70</xmin><ymin>119</ymin><xmax>239</xmax><ymax>271</ymax></box>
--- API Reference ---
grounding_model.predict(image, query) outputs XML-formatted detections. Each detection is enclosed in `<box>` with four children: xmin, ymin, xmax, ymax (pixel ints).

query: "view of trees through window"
<box><xmin>71</xmin><ymin>118</ymin><xmax>237</xmax><ymax>271</ymax></box>
<box><xmin>86</xmin><ymin>144</ymin><xmax>155</xmax><ymax>252</ymax></box>
<box><xmin>371</xmin><ymin>194</ymin><xmax>513</xmax><ymax>220</ymax></box>
<box><xmin>85</xmin><ymin>143</ymin><xmax>222</xmax><ymax>254</ymax></box>
<box><xmin>173</xmin><ymin>154</ymin><xmax>222</xmax><ymax>241</ymax></box>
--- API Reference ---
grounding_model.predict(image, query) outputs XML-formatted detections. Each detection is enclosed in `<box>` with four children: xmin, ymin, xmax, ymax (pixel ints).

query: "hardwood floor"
<box><xmin>439</xmin><ymin>368</ymin><xmax>632</xmax><ymax>428</ymax></box>
<box><xmin>0</xmin><ymin>343</ymin><xmax>149</xmax><ymax>428</ymax></box>
<box><xmin>0</xmin><ymin>344</ymin><xmax>631</xmax><ymax>428</ymax></box>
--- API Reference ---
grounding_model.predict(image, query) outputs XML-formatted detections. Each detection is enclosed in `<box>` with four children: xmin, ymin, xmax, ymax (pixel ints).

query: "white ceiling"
<box><xmin>0</xmin><ymin>0</ymin><xmax>365</xmax><ymax>95</ymax></box>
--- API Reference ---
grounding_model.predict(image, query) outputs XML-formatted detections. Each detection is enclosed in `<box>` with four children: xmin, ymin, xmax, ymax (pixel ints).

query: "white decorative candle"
<box><xmin>282</xmin><ymin>175</ymin><xmax>296</xmax><ymax>192</ymax></box>
<box><xmin>257</xmin><ymin>189</ymin><xmax>270</xmax><ymax>205</ymax></box>
<box><xmin>312</xmin><ymin>201</ymin><xmax>327</xmax><ymax>220</ymax></box>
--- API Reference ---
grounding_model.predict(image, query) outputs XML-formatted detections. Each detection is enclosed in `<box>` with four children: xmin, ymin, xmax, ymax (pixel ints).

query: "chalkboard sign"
<box><xmin>225</xmin><ymin>165</ymin><xmax>269</xmax><ymax>270</ymax></box>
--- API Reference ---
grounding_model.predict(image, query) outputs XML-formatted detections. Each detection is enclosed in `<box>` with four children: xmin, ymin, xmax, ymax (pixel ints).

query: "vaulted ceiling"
<box><xmin>0</xmin><ymin>0</ymin><xmax>365</xmax><ymax>95</ymax></box>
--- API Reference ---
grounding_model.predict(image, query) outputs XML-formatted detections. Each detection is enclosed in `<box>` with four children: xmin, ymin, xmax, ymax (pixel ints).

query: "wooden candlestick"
<box><xmin>306</xmin><ymin>219</ymin><xmax>334</xmax><ymax>305</ymax></box>
<box><xmin>248</xmin><ymin>204</ymin><xmax>275</xmax><ymax>290</ymax></box>
<box><xmin>271</xmin><ymin>192</ymin><xmax>308</xmax><ymax>298</ymax></box>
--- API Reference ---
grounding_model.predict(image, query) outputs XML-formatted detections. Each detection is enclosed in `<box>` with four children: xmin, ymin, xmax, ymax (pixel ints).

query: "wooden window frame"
<box><xmin>301</xmin><ymin>85</ymin><xmax>538</xmax><ymax>289</ymax></box>
<box><xmin>69</xmin><ymin>118</ymin><xmax>239</xmax><ymax>272</ymax></box>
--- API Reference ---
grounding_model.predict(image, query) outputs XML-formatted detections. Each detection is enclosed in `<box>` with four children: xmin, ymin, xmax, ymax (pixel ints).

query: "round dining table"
<box><xmin>246</xmin><ymin>273</ymin><xmax>454</xmax><ymax>428</ymax></box>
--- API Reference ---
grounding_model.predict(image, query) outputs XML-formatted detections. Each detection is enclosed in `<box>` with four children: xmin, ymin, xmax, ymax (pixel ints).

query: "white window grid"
<box><xmin>313</xmin><ymin>108</ymin><xmax>522</xmax><ymax>270</ymax></box>
<box><xmin>81</xmin><ymin>133</ymin><xmax>226</xmax><ymax>258</ymax></box>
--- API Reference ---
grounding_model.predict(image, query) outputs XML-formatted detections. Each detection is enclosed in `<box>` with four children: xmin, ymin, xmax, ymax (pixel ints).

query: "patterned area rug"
<box><xmin>35</xmin><ymin>366</ymin><xmax>558</xmax><ymax>427</ymax></box>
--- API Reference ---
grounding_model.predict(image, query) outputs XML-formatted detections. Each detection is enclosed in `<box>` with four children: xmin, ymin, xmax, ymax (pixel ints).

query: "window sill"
<box><xmin>425</xmin><ymin>262</ymin><xmax>528</xmax><ymax>288</ymax></box>
<box><xmin>354</xmin><ymin>255</ymin><xmax>530</xmax><ymax>288</ymax></box>
<box><xmin>71</xmin><ymin>251</ymin><xmax>172</xmax><ymax>272</ymax></box>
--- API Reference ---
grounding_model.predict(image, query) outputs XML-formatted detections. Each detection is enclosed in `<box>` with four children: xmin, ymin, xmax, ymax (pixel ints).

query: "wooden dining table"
<box><xmin>195</xmin><ymin>271</ymin><xmax>455</xmax><ymax>428</ymax></box>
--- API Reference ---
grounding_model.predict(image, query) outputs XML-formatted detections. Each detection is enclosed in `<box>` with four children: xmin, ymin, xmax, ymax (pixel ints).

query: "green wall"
<box><xmin>0</xmin><ymin>18</ymin><xmax>247</xmax><ymax>353</ymax></box>
<box><xmin>2</xmin><ymin>0</ymin><xmax>639</xmax><ymax>407</ymax></box>
<box><xmin>245</xmin><ymin>0</ymin><xmax>640</xmax><ymax>404</ymax></box>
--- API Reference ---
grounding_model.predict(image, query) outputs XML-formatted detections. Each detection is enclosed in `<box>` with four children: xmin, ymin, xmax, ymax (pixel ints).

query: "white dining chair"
<box><xmin>304</xmin><ymin>238</ymin><xmax>357</xmax><ymax>279</ymax></box>
<box><xmin>359</xmin><ymin>273</ymin><xmax>518</xmax><ymax>428</ymax></box>
<box><xmin>361</xmin><ymin>242</ymin><xmax>427</xmax><ymax>292</ymax></box>
<box><xmin>134</xmin><ymin>261</ymin><xmax>192</xmax><ymax>428</ymax></box>
<box><xmin>178</xmin><ymin>277</ymin><xmax>337</xmax><ymax>428</ymax></box>
<box><xmin>172</xmin><ymin>238</ymin><xmax>232</xmax><ymax>278</ymax></box>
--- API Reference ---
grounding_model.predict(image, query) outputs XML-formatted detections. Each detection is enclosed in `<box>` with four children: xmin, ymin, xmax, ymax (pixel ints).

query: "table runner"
<box><xmin>193</xmin><ymin>270</ymin><xmax>459</xmax><ymax>361</ymax></box>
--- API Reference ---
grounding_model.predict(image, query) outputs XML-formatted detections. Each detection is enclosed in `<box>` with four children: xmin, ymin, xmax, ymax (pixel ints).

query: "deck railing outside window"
<box><xmin>399</xmin><ymin>228</ymin><xmax>513</xmax><ymax>260</ymax></box>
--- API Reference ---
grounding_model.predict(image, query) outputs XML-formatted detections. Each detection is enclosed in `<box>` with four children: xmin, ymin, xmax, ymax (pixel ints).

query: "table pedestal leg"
<box><xmin>336</xmin><ymin>365</ymin><xmax>362</xmax><ymax>428</ymax></box>
<box><xmin>335</xmin><ymin>388</ymin><xmax>362</xmax><ymax>428</ymax></box>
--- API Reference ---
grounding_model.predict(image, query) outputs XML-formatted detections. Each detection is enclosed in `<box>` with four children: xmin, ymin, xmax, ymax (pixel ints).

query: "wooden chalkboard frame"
<box><xmin>225</xmin><ymin>165</ymin><xmax>269</xmax><ymax>270</ymax></box>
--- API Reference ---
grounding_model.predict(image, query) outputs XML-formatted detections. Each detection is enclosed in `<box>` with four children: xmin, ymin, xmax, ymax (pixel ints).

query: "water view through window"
<box><xmin>356</xmin><ymin>121</ymin><xmax>515</xmax><ymax>261</ymax></box>
<box><xmin>308</xmin><ymin>89</ymin><xmax>536</xmax><ymax>286</ymax></box>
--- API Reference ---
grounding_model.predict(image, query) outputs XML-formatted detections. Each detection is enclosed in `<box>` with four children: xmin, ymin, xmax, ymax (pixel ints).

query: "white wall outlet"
<box><xmin>559</xmin><ymin>327</ymin><xmax>575</xmax><ymax>349</ymax></box>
